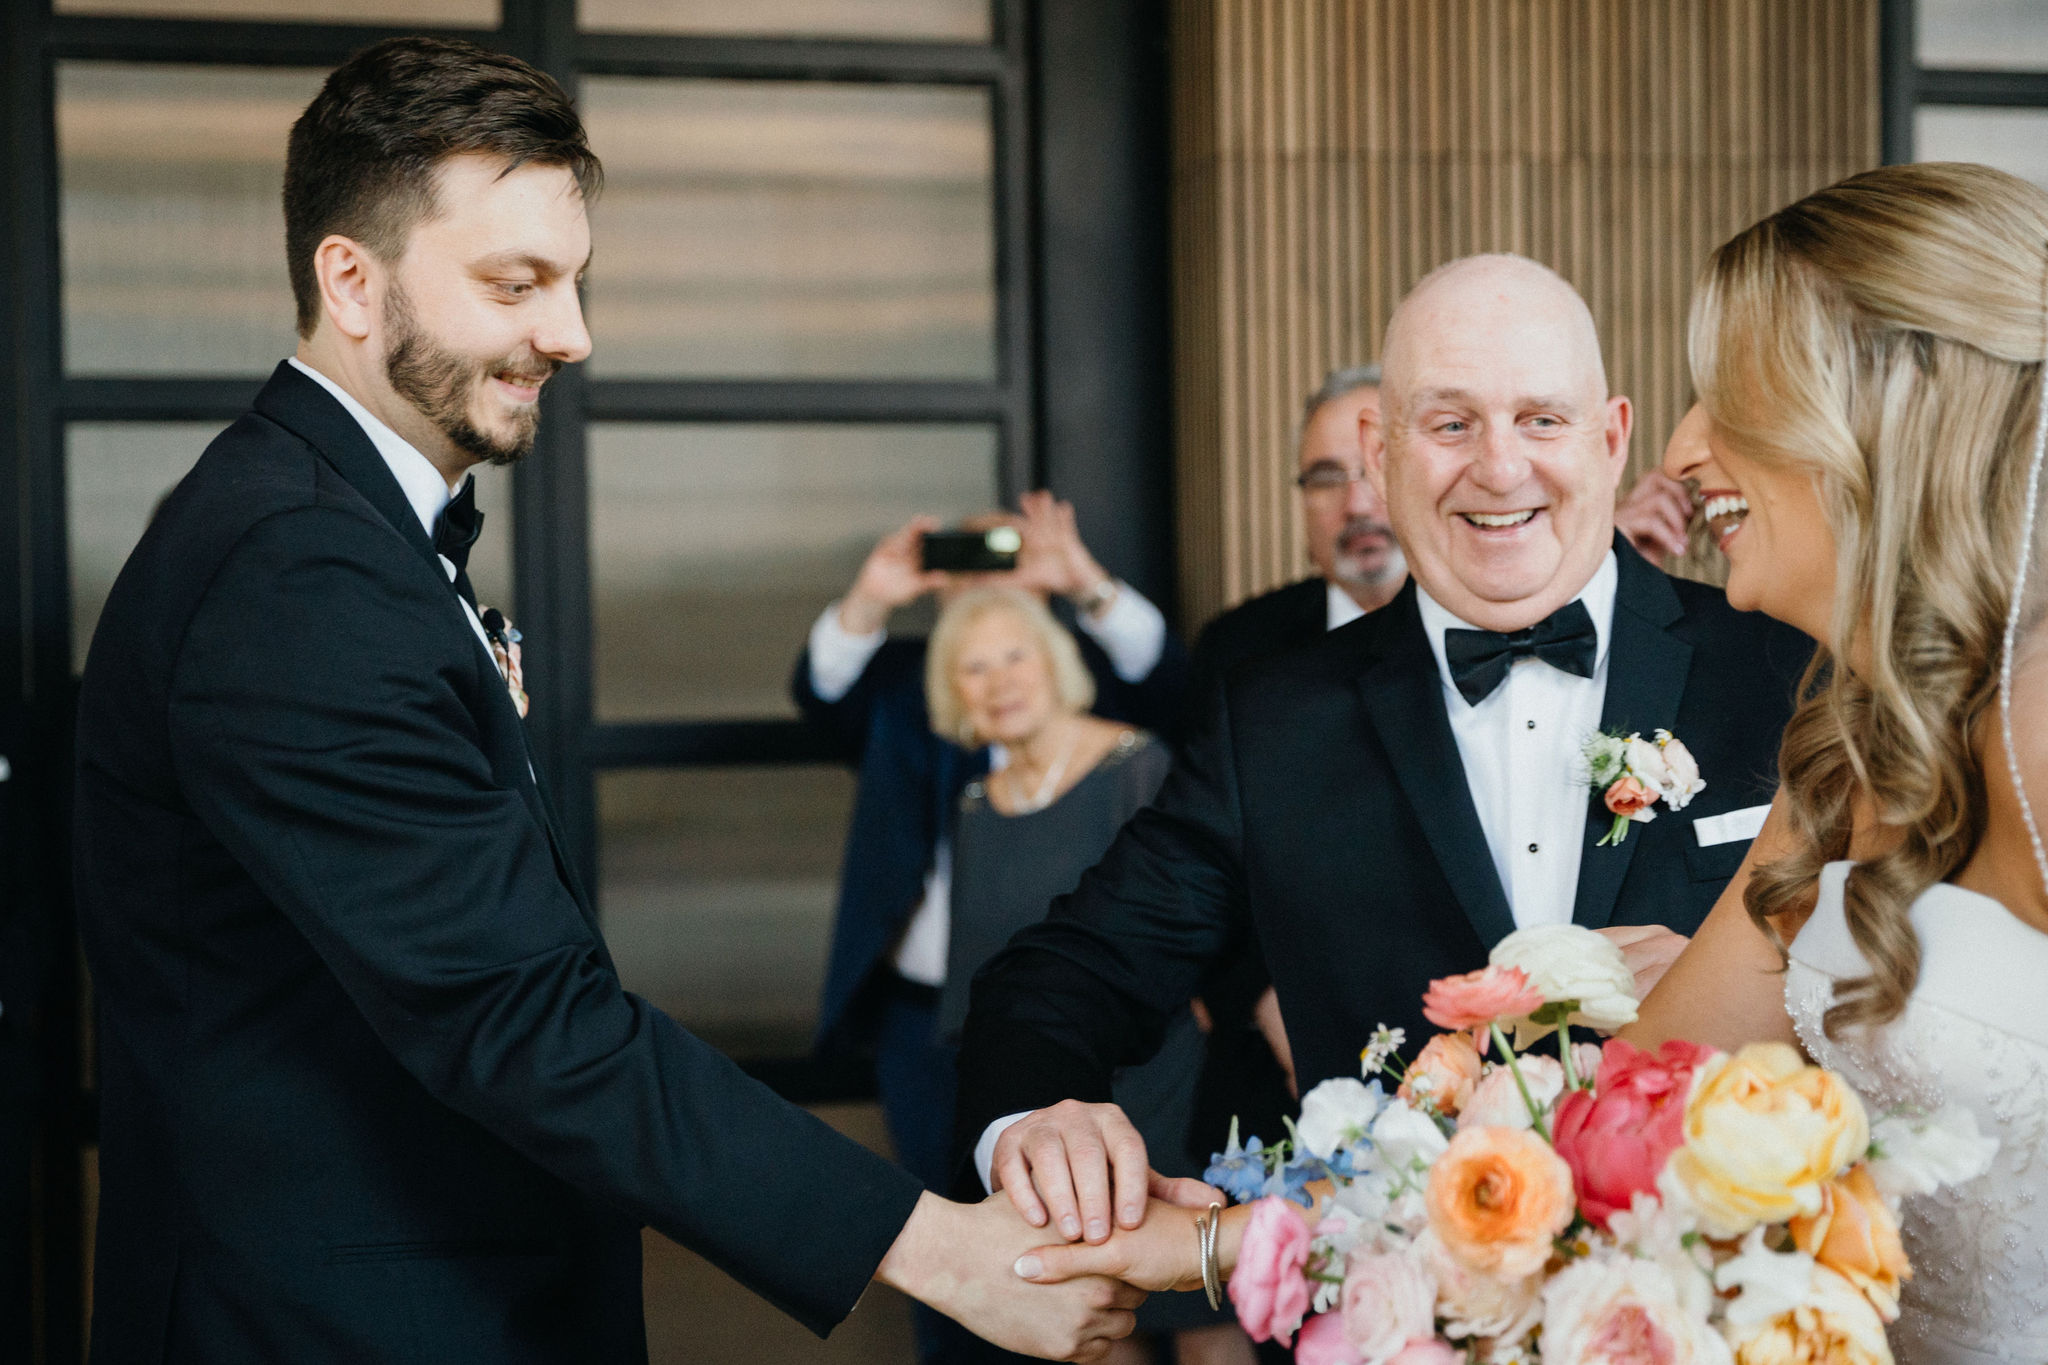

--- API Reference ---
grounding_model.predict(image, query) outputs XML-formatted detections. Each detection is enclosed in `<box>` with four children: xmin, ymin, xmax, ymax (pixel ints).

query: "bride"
<box><xmin>1018</xmin><ymin>162</ymin><xmax>2048</xmax><ymax>1365</ymax></box>
<box><xmin>1623</xmin><ymin>160</ymin><xmax>2048</xmax><ymax>1365</ymax></box>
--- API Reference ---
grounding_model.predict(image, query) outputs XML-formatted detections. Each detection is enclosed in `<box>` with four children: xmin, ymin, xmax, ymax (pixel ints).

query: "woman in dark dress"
<box><xmin>928</xmin><ymin>586</ymin><xmax>1253</xmax><ymax>1365</ymax></box>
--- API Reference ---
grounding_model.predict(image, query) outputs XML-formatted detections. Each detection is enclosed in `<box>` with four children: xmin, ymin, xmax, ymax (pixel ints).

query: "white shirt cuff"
<box><xmin>1075</xmin><ymin>583</ymin><xmax>1166</xmax><ymax>683</ymax></box>
<box><xmin>806</xmin><ymin>601</ymin><xmax>886</xmax><ymax>703</ymax></box>
<box><xmin>975</xmin><ymin>1112</ymin><xmax>1031</xmax><ymax>1193</ymax></box>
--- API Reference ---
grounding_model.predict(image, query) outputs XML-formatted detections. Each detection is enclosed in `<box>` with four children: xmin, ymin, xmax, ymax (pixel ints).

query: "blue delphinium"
<box><xmin>1204</xmin><ymin>1129</ymin><xmax>1269</xmax><ymax>1204</ymax></box>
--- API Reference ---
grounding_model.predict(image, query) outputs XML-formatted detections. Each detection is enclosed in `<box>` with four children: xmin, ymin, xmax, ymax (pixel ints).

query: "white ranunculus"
<box><xmin>1366</xmin><ymin>1099</ymin><xmax>1449</xmax><ymax>1178</ymax></box>
<box><xmin>1456</xmin><ymin>1057</ymin><xmax>1565</xmax><ymax>1131</ymax></box>
<box><xmin>1655</xmin><ymin>730</ymin><xmax>1707</xmax><ymax>809</ymax></box>
<box><xmin>1626</xmin><ymin>733</ymin><xmax>1672</xmax><ymax>790</ymax></box>
<box><xmin>1868</xmin><ymin>1104</ymin><xmax>2000</xmax><ymax>1200</ymax></box>
<box><xmin>1488</xmin><ymin>923</ymin><xmax>1639</xmax><ymax>1044</ymax></box>
<box><xmin>1543</xmin><ymin>1252</ymin><xmax>1733</xmax><ymax>1365</ymax></box>
<box><xmin>1299</xmin><ymin>1076</ymin><xmax>1389</xmax><ymax>1159</ymax></box>
<box><xmin>1419</xmin><ymin>1227</ymin><xmax>1542</xmax><ymax>1343</ymax></box>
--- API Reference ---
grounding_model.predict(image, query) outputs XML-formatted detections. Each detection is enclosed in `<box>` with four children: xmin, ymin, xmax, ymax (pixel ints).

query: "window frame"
<box><xmin>1883</xmin><ymin>0</ymin><xmax>2048</xmax><ymax>163</ymax></box>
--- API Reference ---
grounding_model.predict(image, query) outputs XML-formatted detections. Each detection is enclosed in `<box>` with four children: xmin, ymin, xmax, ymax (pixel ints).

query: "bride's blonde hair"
<box><xmin>1689</xmin><ymin>162</ymin><xmax>2048</xmax><ymax>1036</ymax></box>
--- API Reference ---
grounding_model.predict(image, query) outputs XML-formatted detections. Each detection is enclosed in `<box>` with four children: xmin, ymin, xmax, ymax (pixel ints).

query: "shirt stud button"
<box><xmin>1526</xmin><ymin>719</ymin><xmax>1536</xmax><ymax>729</ymax></box>
<box><xmin>1527</xmin><ymin>842</ymin><xmax>1539</xmax><ymax>853</ymax></box>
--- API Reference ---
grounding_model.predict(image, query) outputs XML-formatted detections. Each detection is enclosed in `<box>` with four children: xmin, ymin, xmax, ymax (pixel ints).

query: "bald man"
<box><xmin>952</xmin><ymin>255</ymin><xmax>1811</xmax><ymax>1251</ymax></box>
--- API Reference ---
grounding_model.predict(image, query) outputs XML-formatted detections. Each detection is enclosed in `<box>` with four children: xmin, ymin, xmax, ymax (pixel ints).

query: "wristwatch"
<box><xmin>1076</xmin><ymin>577</ymin><xmax>1120</xmax><ymax>618</ymax></box>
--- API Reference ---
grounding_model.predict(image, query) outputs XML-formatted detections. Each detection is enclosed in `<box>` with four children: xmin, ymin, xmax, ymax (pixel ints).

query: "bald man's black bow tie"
<box><xmin>1442</xmin><ymin>598</ymin><xmax>1597</xmax><ymax>705</ymax></box>
<box><xmin>433</xmin><ymin>478</ymin><xmax>482</xmax><ymax>573</ymax></box>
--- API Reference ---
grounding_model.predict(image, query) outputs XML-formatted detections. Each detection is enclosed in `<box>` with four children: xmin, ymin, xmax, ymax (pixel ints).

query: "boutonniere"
<box><xmin>1582</xmin><ymin>727</ymin><xmax>1704</xmax><ymax>846</ymax></box>
<box><xmin>478</xmin><ymin>606</ymin><xmax>529</xmax><ymax>719</ymax></box>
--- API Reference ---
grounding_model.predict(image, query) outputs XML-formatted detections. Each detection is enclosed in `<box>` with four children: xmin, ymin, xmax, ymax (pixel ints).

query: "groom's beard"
<box><xmin>383</xmin><ymin>283</ymin><xmax>558</xmax><ymax>467</ymax></box>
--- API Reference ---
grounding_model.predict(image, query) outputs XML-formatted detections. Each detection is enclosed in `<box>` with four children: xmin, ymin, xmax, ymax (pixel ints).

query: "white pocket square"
<box><xmin>1694</xmin><ymin>803</ymin><xmax>1770</xmax><ymax>847</ymax></box>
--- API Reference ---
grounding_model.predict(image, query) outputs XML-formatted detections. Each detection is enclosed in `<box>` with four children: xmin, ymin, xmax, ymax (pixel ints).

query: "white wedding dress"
<box><xmin>1785</xmin><ymin>860</ymin><xmax>2048</xmax><ymax>1364</ymax></box>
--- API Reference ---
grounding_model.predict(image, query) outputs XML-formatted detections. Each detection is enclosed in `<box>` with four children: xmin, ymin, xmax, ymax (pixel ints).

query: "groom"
<box><xmin>72</xmin><ymin>37</ymin><xmax>1144</xmax><ymax>1363</ymax></box>
<box><xmin>954</xmin><ymin>255</ymin><xmax>1813</xmax><ymax>1246</ymax></box>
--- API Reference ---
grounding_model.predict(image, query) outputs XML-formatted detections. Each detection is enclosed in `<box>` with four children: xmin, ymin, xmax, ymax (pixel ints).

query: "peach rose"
<box><xmin>1401</xmin><ymin>1032</ymin><xmax>1485</xmax><ymax>1116</ymax></box>
<box><xmin>1604</xmin><ymin>774</ymin><xmax>1656</xmax><ymax>818</ymax></box>
<box><xmin>1425</xmin><ymin>1126</ymin><xmax>1576</xmax><ymax>1280</ymax></box>
<box><xmin>1421</xmin><ymin>965</ymin><xmax>1545</xmax><ymax>1033</ymax></box>
<box><xmin>1788</xmin><ymin>1164</ymin><xmax>1909</xmax><ymax>1322</ymax></box>
<box><xmin>1665</xmin><ymin>1043</ymin><xmax>1869</xmax><ymax>1238</ymax></box>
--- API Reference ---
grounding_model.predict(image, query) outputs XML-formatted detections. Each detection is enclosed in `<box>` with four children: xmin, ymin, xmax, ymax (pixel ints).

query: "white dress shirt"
<box><xmin>807</xmin><ymin>585</ymin><xmax>1168</xmax><ymax>986</ymax></box>
<box><xmin>1326</xmin><ymin>581</ymin><xmax>1368</xmax><ymax>631</ymax></box>
<box><xmin>1413</xmin><ymin>552</ymin><xmax>1617</xmax><ymax>930</ymax></box>
<box><xmin>286</xmin><ymin>358</ymin><xmax>494</xmax><ymax>661</ymax></box>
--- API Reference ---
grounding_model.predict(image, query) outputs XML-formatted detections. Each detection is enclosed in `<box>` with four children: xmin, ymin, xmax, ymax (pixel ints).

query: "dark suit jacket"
<box><xmin>75</xmin><ymin>363</ymin><xmax>924</xmax><ymax>1364</ymax></box>
<box><xmin>795</xmin><ymin>610</ymin><xmax>1187</xmax><ymax>1055</ymax></box>
<box><xmin>954</xmin><ymin>541</ymin><xmax>1811</xmax><ymax>1154</ymax></box>
<box><xmin>1186</xmin><ymin>576</ymin><xmax>1328</xmax><ymax>721</ymax></box>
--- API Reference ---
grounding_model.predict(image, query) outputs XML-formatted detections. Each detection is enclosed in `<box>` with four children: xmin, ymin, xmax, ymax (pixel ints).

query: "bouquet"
<box><xmin>1205</xmin><ymin>924</ymin><xmax>1997</xmax><ymax>1365</ymax></box>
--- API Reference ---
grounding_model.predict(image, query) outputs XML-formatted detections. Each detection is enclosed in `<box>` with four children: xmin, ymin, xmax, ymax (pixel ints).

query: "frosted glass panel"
<box><xmin>1918</xmin><ymin>107</ymin><xmax>2048</xmax><ymax>192</ymax></box>
<box><xmin>59</xmin><ymin>63</ymin><xmax>324</xmax><ymax>376</ymax></box>
<box><xmin>582</xmin><ymin>0</ymin><xmax>987</xmax><ymax>40</ymax></box>
<box><xmin>1920</xmin><ymin>0</ymin><xmax>2048</xmax><ymax>69</ymax></box>
<box><xmin>589</xmin><ymin>422</ymin><xmax>997</xmax><ymax>721</ymax></box>
<box><xmin>580</xmin><ymin>78</ymin><xmax>995</xmax><ymax>379</ymax></box>
<box><xmin>599</xmin><ymin>766</ymin><xmax>854</xmax><ymax>1058</ymax></box>
<box><xmin>56</xmin><ymin>0</ymin><xmax>494</xmax><ymax>20</ymax></box>
<box><xmin>68</xmin><ymin>423</ymin><xmax>513</xmax><ymax>673</ymax></box>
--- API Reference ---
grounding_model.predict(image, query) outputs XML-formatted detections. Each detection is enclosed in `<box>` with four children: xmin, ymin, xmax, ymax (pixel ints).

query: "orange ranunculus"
<box><xmin>1424</xmin><ymin>1125</ymin><xmax>1575</xmax><ymax>1280</ymax></box>
<box><xmin>1604</xmin><ymin>775</ymin><xmax>1656</xmax><ymax>817</ymax></box>
<box><xmin>1400</xmin><ymin>1032</ymin><xmax>1485</xmax><ymax>1116</ymax></box>
<box><xmin>1665</xmin><ymin>1042</ymin><xmax>1869</xmax><ymax>1238</ymax></box>
<box><xmin>1789</xmin><ymin>1163</ymin><xmax>1911</xmax><ymax>1321</ymax></box>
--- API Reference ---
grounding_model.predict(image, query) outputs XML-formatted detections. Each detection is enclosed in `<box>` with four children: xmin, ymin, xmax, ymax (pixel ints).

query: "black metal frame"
<box><xmin>1882</xmin><ymin>0</ymin><xmax>2048</xmax><ymax>164</ymax></box>
<box><xmin>1</xmin><ymin>2</ymin><xmax>1112</xmax><ymax>1359</ymax></box>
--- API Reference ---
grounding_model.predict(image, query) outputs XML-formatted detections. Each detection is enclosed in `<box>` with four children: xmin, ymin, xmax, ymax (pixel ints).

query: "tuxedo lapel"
<box><xmin>1572</xmin><ymin>542</ymin><xmax>1693</xmax><ymax>930</ymax></box>
<box><xmin>251</xmin><ymin>363</ymin><xmax>594</xmax><ymax>926</ymax></box>
<box><xmin>1355</xmin><ymin>589</ymin><xmax>1517</xmax><ymax>947</ymax></box>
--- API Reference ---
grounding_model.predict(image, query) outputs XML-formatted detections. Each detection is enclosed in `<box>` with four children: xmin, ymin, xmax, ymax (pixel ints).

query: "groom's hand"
<box><xmin>992</xmin><ymin>1100</ymin><xmax>1219</xmax><ymax>1244</ymax></box>
<box><xmin>877</xmin><ymin>1192</ymin><xmax>1147</xmax><ymax>1362</ymax></box>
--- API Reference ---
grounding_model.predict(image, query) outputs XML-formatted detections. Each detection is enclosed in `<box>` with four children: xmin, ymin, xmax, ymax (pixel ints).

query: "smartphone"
<box><xmin>920</xmin><ymin>526</ymin><xmax>1023</xmax><ymax>573</ymax></box>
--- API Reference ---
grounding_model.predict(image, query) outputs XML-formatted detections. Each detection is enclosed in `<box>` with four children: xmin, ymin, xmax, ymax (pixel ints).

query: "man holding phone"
<box><xmin>793</xmin><ymin>489</ymin><xmax>1187</xmax><ymax>1364</ymax></box>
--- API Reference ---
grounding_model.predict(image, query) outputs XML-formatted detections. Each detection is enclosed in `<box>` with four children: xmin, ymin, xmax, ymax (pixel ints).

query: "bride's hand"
<box><xmin>1013</xmin><ymin>1198</ymin><xmax>1234</xmax><ymax>1295</ymax></box>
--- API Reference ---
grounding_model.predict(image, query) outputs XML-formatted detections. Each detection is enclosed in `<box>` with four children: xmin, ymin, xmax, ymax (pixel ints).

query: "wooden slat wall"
<box><xmin>1170</xmin><ymin>0</ymin><xmax>1881</xmax><ymax>627</ymax></box>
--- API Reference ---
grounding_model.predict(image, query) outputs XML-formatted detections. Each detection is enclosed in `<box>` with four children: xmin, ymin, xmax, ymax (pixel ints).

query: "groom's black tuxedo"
<box><xmin>74</xmin><ymin>363</ymin><xmax>923</xmax><ymax>1363</ymax></box>
<box><xmin>954</xmin><ymin>542</ymin><xmax>1810</xmax><ymax>1156</ymax></box>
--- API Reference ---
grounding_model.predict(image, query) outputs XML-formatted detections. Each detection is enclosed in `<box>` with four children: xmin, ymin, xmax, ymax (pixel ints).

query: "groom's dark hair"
<box><xmin>283</xmin><ymin>36</ymin><xmax>602</xmax><ymax>338</ymax></box>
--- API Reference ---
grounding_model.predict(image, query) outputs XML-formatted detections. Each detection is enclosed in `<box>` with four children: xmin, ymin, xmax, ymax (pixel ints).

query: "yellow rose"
<box><xmin>1666</xmin><ymin>1042</ymin><xmax>1869</xmax><ymax>1238</ymax></box>
<box><xmin>1726</xmin><ymin>1265</ymin><xmax>1894</xmax><ymax>1365</ymax></box>
<box><xmin>1789</xmin><ymin>1164</ymin><xmax>1910</xmax><ymax>1322</ymax></box>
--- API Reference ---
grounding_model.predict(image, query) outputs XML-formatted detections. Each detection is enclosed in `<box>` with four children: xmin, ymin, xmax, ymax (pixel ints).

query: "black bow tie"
<box><xmin>433</xmin><ymin>477</ymin><xmax>483</xmax><ymax>573</ymax></box>
<box><xmin>1442</xmin><ymin>598</ymin><xmax>1598</xmax><ymax>705</ymax></box>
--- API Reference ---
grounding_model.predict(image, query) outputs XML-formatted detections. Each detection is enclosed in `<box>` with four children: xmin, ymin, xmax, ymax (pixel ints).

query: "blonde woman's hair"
<box><xmin>925</xmin><ymin>586</ymin><xmax>1096</xmax><ymax>746</ymax></box>
<box><xmin>1689</xmin><ymin>162</ymin><xmax>2048</xmax><ymax>1036</ymax></box>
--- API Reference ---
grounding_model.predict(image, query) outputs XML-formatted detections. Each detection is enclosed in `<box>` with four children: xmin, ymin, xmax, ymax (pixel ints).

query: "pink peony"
<box><xmin>1294</xmin><ymin>1313</ymin><xmax>1364</xmax><ymax>1365</ymax></box>
<box><xmin>1339</xmin><ymin>1248</ymin><xmax>1437</xmax><ymax>1363</ymax></box>
<box><xmin>1229</xmin><ymin>1196</ymin><xmax>1314</xmax><ymax>1345</ymax></box>
<box><xmin>1421</xmin><ymin>965</ymin><xmax>1544</xmax><ymax>1032</ymax></box>
<box><xmin>1552</xmin><ymin>1038</ymin><xmax>1716</xmax><ymax>1230</ymax></box>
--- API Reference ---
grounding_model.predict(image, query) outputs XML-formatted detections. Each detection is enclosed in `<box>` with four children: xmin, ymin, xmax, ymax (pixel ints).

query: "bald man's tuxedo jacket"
<box><xmin>954</xmin><ymin>541</ymin><xmax>1811</xmax><ymax>1162</ymax></box>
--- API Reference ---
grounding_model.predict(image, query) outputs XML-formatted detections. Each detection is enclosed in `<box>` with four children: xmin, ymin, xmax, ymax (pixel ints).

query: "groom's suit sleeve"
<box><xmin>951</xmin><ymin>679</ymin><xmax>1254</xmax><ymax>1175</ymax></box>
<box><xmin>167</xmin><ymin>504</ymin><xmax>923</xmax><ymax>1337</ymax></box>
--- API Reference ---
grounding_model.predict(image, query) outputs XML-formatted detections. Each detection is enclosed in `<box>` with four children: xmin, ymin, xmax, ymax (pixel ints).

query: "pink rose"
<box><xmin>1339</xmin><ymin>1248</ymin><xmax>1436</xmax><ymax>1362</ymax></box>
<box><xmin>1229</xmin><ymin>1196</ymin><xmax>1313</xmax><ymax>1345</ymax></box>
<box><xmin>1399</xmin><ymin>1032</ymin><xmax>1484</xmax><ymax>1116</ymax></box>
<box><xmin>1551</xmin><ymin>1038</ymin><xmax>1716</xmax><ymax>1229</ymax></box>
<box><xmin>1421</xmin><ymin>965</ymin><xmax>1544</xmax><ymax>1032</ymax></box>
<box><xmin>1458</xmin><ymin>1055</ymin><xmax>1565</xmax><ymax>1132</ymax></box>
<box><xmin>1604</xmin><ymin>774</ymin><xmax>1655</xmax><ymax>817</ymax></box>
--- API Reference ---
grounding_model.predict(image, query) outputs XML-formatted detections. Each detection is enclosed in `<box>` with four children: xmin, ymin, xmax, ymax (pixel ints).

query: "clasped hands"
<box><xmin>987</xmin><ymin>923</ymin><xmax>1693</xmax><ymax>1311</ymax></box>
